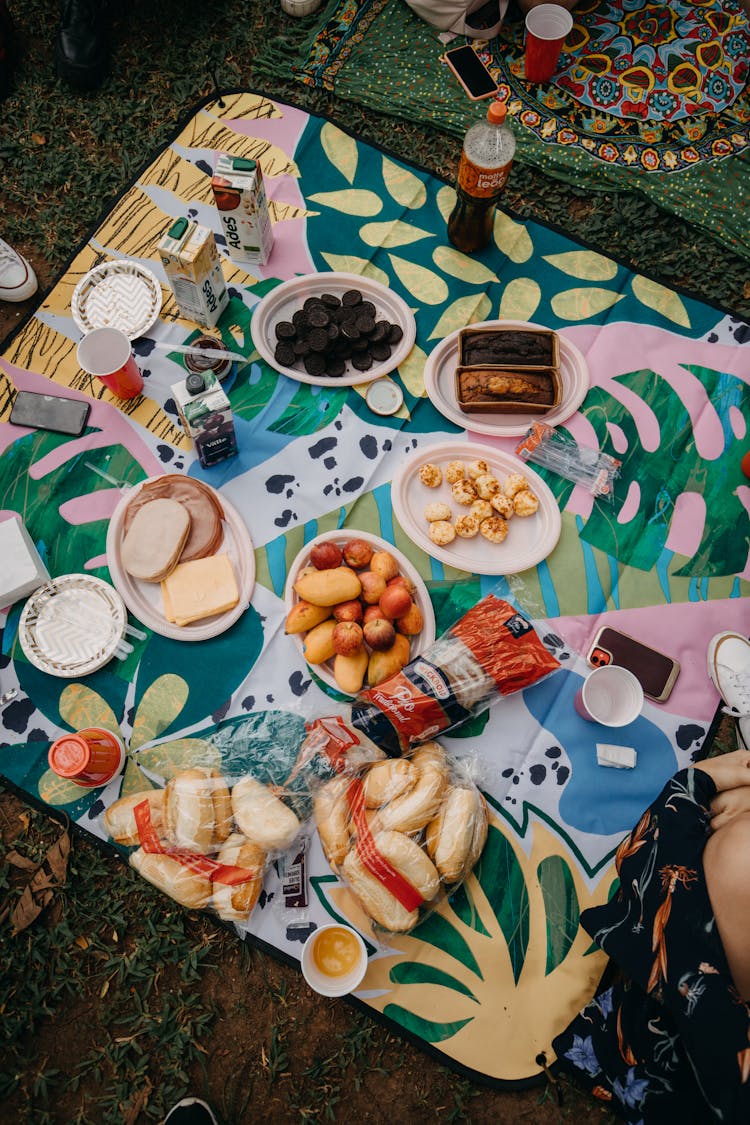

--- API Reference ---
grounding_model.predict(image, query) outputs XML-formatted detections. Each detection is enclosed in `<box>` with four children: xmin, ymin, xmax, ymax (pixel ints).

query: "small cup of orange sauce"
<box><xmin>301</xmin><ymin>924</ymin><xmax>368</xmax><ymax>997</ymax></box>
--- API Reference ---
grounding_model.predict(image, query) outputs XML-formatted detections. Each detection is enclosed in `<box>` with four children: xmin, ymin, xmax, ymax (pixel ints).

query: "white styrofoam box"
<box><xmin>0</xmin><ymin>516</ymin><xmax>51</xmax><ymax>608</ymax></box>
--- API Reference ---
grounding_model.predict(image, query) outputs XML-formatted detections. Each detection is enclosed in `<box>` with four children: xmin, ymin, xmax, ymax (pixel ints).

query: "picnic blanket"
<box><xmin>257</xmin><ymin>0</ymin><xmax>750</xmax><ymax>263</ymax></box>
<box><xmin>1</xmin><ymin>90</ymin><xmax>749</xmax><ymax>1086</ymax></box>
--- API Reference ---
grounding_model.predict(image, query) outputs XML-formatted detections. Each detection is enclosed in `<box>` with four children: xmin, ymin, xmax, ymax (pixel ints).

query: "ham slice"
<box><xmin>123</xmin><ymin>476</ymin><xmax>224</xmax><ymax>562</ymax></box>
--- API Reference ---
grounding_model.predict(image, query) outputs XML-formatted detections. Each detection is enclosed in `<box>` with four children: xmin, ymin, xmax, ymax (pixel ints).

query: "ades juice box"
<box><xmin>171</xmin><ymin>371</ymin><xmax>238</xmax><ymax>469</ymax></box>
<box><xmin>158</xmin><ymin>217</ymin><xmax>229</xmax><ymax>328</ymax></box>
<box><xmin>211</xmin><ymin>154</ymin><xmax>274</xmax><ymax>266</ymax></box>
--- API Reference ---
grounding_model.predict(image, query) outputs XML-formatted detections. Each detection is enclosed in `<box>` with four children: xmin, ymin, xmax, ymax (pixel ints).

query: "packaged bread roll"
<box><xmin>342</xmin><ymin>846</ymin><xmax>419</xmax><ymax>933</ymax></box>
<box><xmin>130</xmin><ymin>849</ymin><xmax>212</xmax><ymax>910</ymax></box>
<box><xmin>313</xmin><ymin>775</ymin><xmax>352</xmax><ymax>868</ymax></box>
<box><xmin>103</xmin><ymin>789</ymin><xmax>165</xmax><ymax>846</ymax></box>
<box><xmin>372</xmin><ymin>830</ymin><xmax>440</xmax><ymax>901</ymax></box>
<box><xmin>376</xmin><ymin>763</ymin><xmax>447</xmax><ymax>834</ymax></box>
<box><xmin>362</xmin><ymin>759</ymin><xmax>416</xmax><ymax>808</ymax></box>
<box><xmin>211</xmin><ymin>833</ymin><xmax>266</xmax><ymax>922</ymax></box>
<box><xmin>231</xmin><ymin>775</ymin><xmax>300</xmax><ymax>851</ymax></box>
<box><xmin>425</xmin><ymin>786</ymin><xmax>486</xmax><ymax>883</ymax></box>
<box><xmin>164</xmin><ymin>767</ymin><xmax>232</xmax><ymax>854</ymax></box>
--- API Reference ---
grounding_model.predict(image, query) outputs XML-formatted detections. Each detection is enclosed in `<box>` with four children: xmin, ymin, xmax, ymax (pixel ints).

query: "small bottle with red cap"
<box><xmin>48</xmin><ymin>727</ymin><xmax>125</xmax><ymax>788</ymax></box>
<box><xmin>447</xmin><ymin>96</ymin><xmax>516</xmax><ymax>255</ymax></box>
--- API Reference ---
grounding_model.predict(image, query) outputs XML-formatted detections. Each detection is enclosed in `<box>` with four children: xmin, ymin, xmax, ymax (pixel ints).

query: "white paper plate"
<box><xmin>19</xmin><ymin>574</ymin><xmax>127</xmax><ymax>678</ymax></box>
<box><xmin>424</xmin><ymin>320</ymin><xmax>590</xmax><ymax>438</ymax></box>
<box><xmin>72</xmin><ymin>260</ymin><xmax>163</xmax><ymax>341</ymax></box>
<box><xmin>391</xmin><ymin>441</ymin><xmax>561</xmax><ymax>576</ymax></box>
<box><xmin>251</xmin><ymin>271</ymin><xmax>416</xmax><ymax>387</ymax></box>
<box><xmin>106</xmin><ymin>478</ymin><xmax>255</xmax><ymax>641</ymax></box>
<box><xmin>283</xmin><ymin>530</ymin><xmax>436</xmax><ymax>694</ymax></box>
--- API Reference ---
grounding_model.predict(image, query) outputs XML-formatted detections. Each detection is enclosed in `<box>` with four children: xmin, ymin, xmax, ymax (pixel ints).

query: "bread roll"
<box><xmin>130</xmin><ymin>849</ymin><xmax>212</xmax><ymax>909</ymax></box>
<box><xmin>426</xmin><ymin>786</ymin><xmax>484</xmax><ymax>883</ymax></box>
<box><xmin>211</xmin><ymin>833</ymin><xmax>266</xmax><ymax>922</ymax></box>
<box><xmin>103</xmin><ymin>789</ymin><xmax>164</xmax><ymax>846</ymax></box>
<box><xmin>467</xmin><ymin>793</ymin><xmax>489</xmax><ymax>871</ymax></box>
<box><xmin>373</xmin><ymin>830</ymin><xmax>440</xmax><ymax>901</ymax></box>
<box><xmin>164</xmin><ymin>768</ymin><xmax>225</xmax><ymax>854</ymax></box>
<box><xmin>376</xmin><ymin>765</ymin><xmax>447</xmax><ymax>833</ymax></box>
<box><xmin>409</xmin><ymin>741</ymin><xmax>450</xmax><ymax>781</ymax></box>
<box><xmin>121</xmin><ymin>498</ymin><xmax>191</xmax><ymax>582</ymax></box>
<box><xmin>342</xmin><ymin>847</ymin><xmax>418</xmax><ymax>933</ymax></box>
<box><xmin>208</xmin><ymin>768</ymin><xmax>233</xmax><ymax>845</ymax></box>
<box><xmin>231</xmin><ymin>776</ymin><xmax>300</xmax><ymax>851</ymax></box>
<box><xmin>313</xmin><ymin>776</ymin><xmax>352</xmax><ymax>869</ymax></box>
<box><xmin>362</xmin><ymin>759</ymin><xmax>416</xmax><ymax>808</ymax></box>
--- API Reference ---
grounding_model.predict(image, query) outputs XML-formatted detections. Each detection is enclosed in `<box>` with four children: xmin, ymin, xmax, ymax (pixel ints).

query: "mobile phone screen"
<box><xmin>9</xmin><ymin>391</ymin><xmax>91</xmax><ymax>436</ymax></box>
<box><xmin>444</xmin><ymin>46</ymin><xmax>498</xmax><ymax>100</ymax></box>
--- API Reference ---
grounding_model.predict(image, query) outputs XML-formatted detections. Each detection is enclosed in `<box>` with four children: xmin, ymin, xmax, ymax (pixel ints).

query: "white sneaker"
<box><xmin>707</xmin><ymin>631</ymin><xmax>750</xmax><ymax>749</ymax></box>
<box><xmin>0</xmin><ymin>237</ymin><xmax>38</xmax><ymax>302</ymax></box>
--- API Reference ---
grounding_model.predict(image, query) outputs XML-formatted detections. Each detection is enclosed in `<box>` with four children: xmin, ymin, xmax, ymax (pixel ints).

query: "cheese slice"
<box><xmin>161</xmin><ymin>553</ymin><xmax>240</xmax><ymax>626</ymax></box>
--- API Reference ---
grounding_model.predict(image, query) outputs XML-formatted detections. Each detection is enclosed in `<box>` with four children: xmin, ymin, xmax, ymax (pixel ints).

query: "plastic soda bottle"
<box><xmin>447</xmin><ymin>97</ymin><xmax>516</xmax><ymax>254</ymax></box>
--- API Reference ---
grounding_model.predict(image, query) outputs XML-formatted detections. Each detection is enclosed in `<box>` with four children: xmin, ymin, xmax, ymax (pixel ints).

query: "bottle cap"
<box><xmin>48</xmin><ymin>734</ymin><xmax>90</xmax><ymax>779</ymax></box>
<box><xmin>185</xmin><ymin>372</ymin><xmax>206</xmax><ymax>395</ymax></box>
<box><xmin>365</xmin><ymin>379</ymin><xmax>404</xmax><ymax>416</ymax></box>
<box><xmin>487</xmin><ymin>99</ymin><xmax>507</xmax><ymax>125</ymax></box>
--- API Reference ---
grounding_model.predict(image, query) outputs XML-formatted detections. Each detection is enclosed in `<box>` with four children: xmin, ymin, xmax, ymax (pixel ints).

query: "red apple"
<box><xmin>359</xmin><ymin>571</ymin><xmax>387</xmax><ymax>605</ymax></box>
<box><xmin>332</xmin><ymin>621</ymin><xmax>364</xmax><ymax>656</ymax></box>
<box><xmin>310</xmin><ymin>541</ymin><xmax>343</xmax><ymax>570</ymax></box>
<box><xmin>364</xmin><ymin>618</ymin><xmax>396</xmax><ymax>651</ymax></box>
<box><xmin>342</xmin><ymin>538</ymin><xmax>374</xmax><ymax>568</ymax></box>
<box><xmin>379</xmin><ymin>584</ymin><xmax>413</xmax><ymax>620</ymax></box>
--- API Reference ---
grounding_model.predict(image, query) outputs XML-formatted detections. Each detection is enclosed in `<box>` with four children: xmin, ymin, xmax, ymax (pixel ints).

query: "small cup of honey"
<box><xmin>301</xmin><ymin>924</ymin><xmax>368</xmax><ymax>997</ymax></box>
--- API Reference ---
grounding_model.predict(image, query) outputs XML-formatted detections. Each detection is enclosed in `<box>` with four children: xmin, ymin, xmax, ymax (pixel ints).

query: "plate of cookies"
<box><xmin>390</xmin><ymin>442</ymin><xmax>561</xmax><ymax>576</ymax></box>
<box><xmin>424</xmin><ymin>319</ymin><xmax>589</xmax><ymax>438</ymax></box>
<box><xmin>250</xmin><ymin>271</ymin><xmax>416</xmax><ymax>387</ymax></box>
<box><xmin>106</xmin><ymin>475</ymin><xmax>255</xmax><ymax>641</ymax></box>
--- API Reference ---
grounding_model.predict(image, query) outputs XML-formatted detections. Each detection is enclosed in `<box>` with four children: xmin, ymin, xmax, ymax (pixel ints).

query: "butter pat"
<box><xmin>0</xmin><ymin>516</ymin><xmax>51</xmax><ymax>608</ymax></box>
<box><xmin>596</xmin><ymin>743</ymin><xmax>637</xmax><ymax>770</ymax></box>
<box><xmin>161</xmin><ymin>553</ymin><xmax>239</xmax><ymax>626</ymax></box>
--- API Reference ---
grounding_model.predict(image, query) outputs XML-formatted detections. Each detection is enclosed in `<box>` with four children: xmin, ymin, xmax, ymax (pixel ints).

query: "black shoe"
<box><xmin>55</xmin><ymin>0</ymin><xmax>108</xmax><ymax>90</ymax></box>
<box><xmin>0</xmin><ymin>0</ymin><xmax>14</xmax><ymax>101</ymax></box>
<box><xmin>164</xmin><ymin>1098</ymin><xmax>218</xmax><ymax>1125</ymax></box>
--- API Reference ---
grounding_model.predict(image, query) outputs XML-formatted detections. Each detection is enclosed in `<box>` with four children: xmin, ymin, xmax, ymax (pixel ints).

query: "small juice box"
<box><xmin>158</xmin><ymin>218</ymin><xmax>229</xmax><ymax>328</ymax></box>
<box><xmin>171</xmin><ymin>371</ymin><xmax>238</xmax><ymax>468</ymax></box>
<box><xmin>211</xmin><ymin>154</ymin><xmax>274</xmax><ymax>266</ymax></box>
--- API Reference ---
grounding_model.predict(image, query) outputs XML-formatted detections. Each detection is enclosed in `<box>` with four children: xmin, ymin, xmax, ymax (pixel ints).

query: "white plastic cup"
<box><xmin>301</xmin><ymin>924</ymin><xmax>368</xmax><ymax>997</ymax></box>
<box><xmin>525</xmin><ymin>4</ymin><xmax>574</xmax><ymax>83</ymax></box>
<box><xmin>77</xmin><ymin>327</ymin><xmax>144</xmax><ymax>399</ymax></box>
<box><xmin>574</xmin><ymin>665</ymin><xmax>644</xmax><ymax>727</ymax></box>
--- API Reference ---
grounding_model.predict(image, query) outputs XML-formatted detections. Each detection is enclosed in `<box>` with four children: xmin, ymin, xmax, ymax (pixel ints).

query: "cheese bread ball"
<box><xmin>467</xmin><ymin>459</ymin><xmax>490</xmax><ymax>480</ymax></box>
<box><xmin>503</xmin><ymin>472</ymin><xmax>529</xmax><ymax>499</ymax></box>
<box><xmin>474</xmin><ymin>473</ymin><xmax>501</xmax><ymax>500</ymax></box>
<box><xmin>513</xmin><ymin>488</ymin><xmax>539</xmax><ymax>517</ymax></box>
<box><xmin>470</xmin><ymin>499</ymin><xmax>493</xmax><ymax>522</ymax></box>
<box><xmin>451</xmin><ymin>479</ymin><xmax>477</xmax><ymax>506</ymax></box>
<box><xmin>490</xmin><ymin>494</ymin><xmax>514</xmax><ymax>520</ymax></box>
<box><xmin>479</xmin><ymin>516</ymin><xmax>509</xmax><ymax>544</ymax></box>
<box><xmin>445</xmin><ymin>460</ymin><xmax>466</xmax><ymax>484</ymax></box>
<box><xmin>454</xmin><ymin>515</ymin><xmax>480</xmax><ymax>538</ymax></box>
<box><xmin>424</xmin><ymin>501</ymin><xmax>452</xmax><ymax>522</ymax></box>
<box><xmin>419</xmin><ymin>463</ymin><xmax>443</xmax><ymax>488</ymax></box>
<box><xmin>429</xmin><ymin>520</ymin><xmax>456</xmax><ymax>546</ymax></box>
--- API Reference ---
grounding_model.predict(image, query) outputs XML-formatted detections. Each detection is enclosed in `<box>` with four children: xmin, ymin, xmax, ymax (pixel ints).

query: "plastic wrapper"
<box><xmin>515</xmin><ymin>421</ymin><xmax>621</xmax><ymax>498</ymax></box>
<box><xmin>311</xmin><ymin>739</ymin><xmax>489</xmax><ymax>933</ymax></box>
<box><xmin>100</xmin><ymin>712</ymin><xmax>313</xmax><ymax>926</ymax></box>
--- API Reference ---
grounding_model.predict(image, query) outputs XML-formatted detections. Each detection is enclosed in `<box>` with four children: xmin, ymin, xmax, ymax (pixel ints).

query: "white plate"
<box><xmin>72</xmin><ymin>260</ymin><xmax>163</xmax><ymax>341</ymax></box>
<box><xmin>424</xmin><ymin>319</ymin><xmax>590</xmax><ymax>438</ymax></box>
<box><xmin>251</xmin><ymin>271</ymin><xmax>416</xmax><ymax>387</ymax></box>
<box><xmin>106</xmin><ymin>478</ymin><xmax>255</xmax><ymax>641</ymax></box>
<box><xmin>391</xmin><ymin>441</ymin><xmax>561</xmax><ymax>576</ymax></box>
<box><xmin>283</xmin><ymin>530</ymin><xmax>436</xmax><ymax>694</ymax></box>
<box><xmin>19</xmin><ymin>574</ymin><xmax>127</xmax><ymax>678</ymax></box>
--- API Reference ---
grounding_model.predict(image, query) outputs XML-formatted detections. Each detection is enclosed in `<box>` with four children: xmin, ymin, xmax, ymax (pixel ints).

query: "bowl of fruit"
<box><xmin>283</xmin><ymin>530</ymin><xmax>436</xmax><ymax>696</ymax></box>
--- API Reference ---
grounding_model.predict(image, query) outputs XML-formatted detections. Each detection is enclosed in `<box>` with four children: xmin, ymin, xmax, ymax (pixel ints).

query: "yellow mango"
<box><xmin>285</xmin><ymin>599</ymin><xmax>332</xmax><ymax>634</ymax></box>
<box><xmin>294</xmin><ymin>566</ymin><xmax>362</xmax><ymax>607</ymax></box>
<box><xmin>367</xmin><ymin>634</ymin><xmax>411</xmax><ymax>687</ymax></box>
<box><xmin>333</xmin><ymin>648</ymin><xmax>369</xmax><ymax>694</ymax></box>
<box><xmin>302</xmin><ymin>618</ymin><xmax>337</xmax><ymax>664</ymax></box>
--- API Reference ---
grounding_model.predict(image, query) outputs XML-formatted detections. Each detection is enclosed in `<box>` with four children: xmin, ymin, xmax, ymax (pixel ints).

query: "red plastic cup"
<box><xmin>77</xmin><ymin>327</ymin><xmax>144</xmax><ymax>399</ymax></box>
<box><xmin>524</xmin><ymin>5</ymin><xmax>573</xmax><ymax>83</ymax></box>
<box><xmin>48</xmin><ymin>726</ymin><xmax>125</xmax><ymax>788</ymax></box>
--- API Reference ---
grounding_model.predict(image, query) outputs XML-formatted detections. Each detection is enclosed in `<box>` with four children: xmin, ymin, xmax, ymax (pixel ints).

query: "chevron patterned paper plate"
<box><xmin>19</xmin><ymin>574</ymin><xmax>127</xmax><ymax>678</ymax></box>
<box><xmin>72</xmin><ymin>260</ymin><xmax>163</xmax><ymax>340</ymax></box>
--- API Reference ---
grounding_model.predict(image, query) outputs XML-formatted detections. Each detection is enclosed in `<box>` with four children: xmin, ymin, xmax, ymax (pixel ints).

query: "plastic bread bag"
<box><xmin>348</xmin><ymin>593</ymin><xmax>561</xmax><ymax>757</ymax></box>
<box><xmin>312</xmin><ymin>739</ymin><xmax>489</xmax><ymax>934</ymax></box>
<box><xmin>100</xmin><ymin>711</ymin><xmax>313</xmax><ymax>923</ymax></box>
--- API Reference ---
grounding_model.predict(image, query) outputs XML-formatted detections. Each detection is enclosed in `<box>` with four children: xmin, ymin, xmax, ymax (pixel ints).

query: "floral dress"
<box><xmin>552</xmin><ymin>768</ymin><xmax>750</xmax><ymax>1123</ymax></box>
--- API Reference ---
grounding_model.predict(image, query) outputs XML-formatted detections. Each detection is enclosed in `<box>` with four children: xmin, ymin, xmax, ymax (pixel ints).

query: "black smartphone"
<box><xmin>9</xmin><ymin>390</ymin><xmax>91</xmax><ymax>436</ymax></box>
<box><xmin>443</xmin><ymin>45</ymin><xmax>498</xmax><ymax>101</ymax></box>
<box><xmin>587</xmin><ymin>626</ymin><xmax>681</xmax><ymax>703</ymax></box>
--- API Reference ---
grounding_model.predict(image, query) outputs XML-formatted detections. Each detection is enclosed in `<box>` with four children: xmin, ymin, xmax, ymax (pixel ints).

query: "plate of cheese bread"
<box><xmin>106</xmin><ymin>475</ymin><xmax>255</xmax><ymax>640</ymax></box>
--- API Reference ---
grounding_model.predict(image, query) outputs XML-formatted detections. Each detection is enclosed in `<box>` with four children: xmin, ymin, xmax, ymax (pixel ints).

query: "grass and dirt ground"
<box><xmin>0</xmin><ymin>1</ymin><xmax>745</xmax><ymax>1120</ymax></box>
